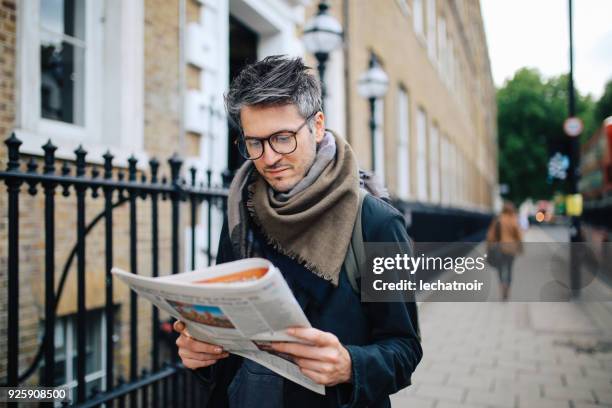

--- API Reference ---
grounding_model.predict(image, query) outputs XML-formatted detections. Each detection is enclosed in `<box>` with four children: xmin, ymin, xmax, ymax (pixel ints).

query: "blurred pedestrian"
<box><xmin>487</xmin><ymin>201</ymin><xmax>523</xmax><ymax>300</ymax></box>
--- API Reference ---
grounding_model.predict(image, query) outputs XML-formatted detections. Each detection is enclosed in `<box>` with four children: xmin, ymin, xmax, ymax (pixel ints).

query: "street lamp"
<box><xmin>357</xmin><ymin>52</ymin><xmax>389</xmax><ymax>173</ymax></box>
<box><xmin>303</xmin><ymin>0</ymin><xmax>343</xmax><ymax>113</ymax></box>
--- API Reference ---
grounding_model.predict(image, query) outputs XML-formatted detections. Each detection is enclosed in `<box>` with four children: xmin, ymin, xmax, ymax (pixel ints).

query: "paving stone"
<box><xmin>416</xmin><ymin>384</ymin><xmax>465</xmax><ymax>403</ymax></box>
<box><xmin>412</xmin><ymin>369</ymin><xmax>448</xmax><ymax>385</ymax></box>
<box><xmin>543</xmin><ymin>386</ymin><xmax>595</xmax><ymax>403</ymax></box>
<box><xmin>594</xmin><ymin>390</ymin><xmax>612</xmax><ymax>405</ymax></box>
<box><xmin>564</xmin><ymin>373</ymin><xmax>612</xmax><ymax>389</ymax></box>
<box><xmin>573</xmin><ymin>403</ymin><xmax>611</xmax><ymax>408</ymax></box>
<box><xmin>389</xmin><ymin>394</ymin><xmax>435</xmax><ymax>408</ymax></box>
<box><xmin>583</xmin><ymin>367</ymin><xmax>612</xmax><ymax>381</ymax></box>
<box><xmin>517</xmin><ymin>396</ymin><xmax>570</xmax><ymax>408</ymax></box>
<box><xmin>446</xmin><ymin>374</ymin><xmax>493</xmax><ymax>390</ymax></box>
<box><xmin>436</xmin><ymin>402</ymin><xmax>486</xmax><ymax>408</ymax></box>
<box><xmin>516</xmin><ymin>372</ymin><xmax>563</xmax><ymax>387</ymax></box>
<box><xmin>465</xmin><ymin>390</ymin><xmax>515</xmax><ymax>408</ymax></box>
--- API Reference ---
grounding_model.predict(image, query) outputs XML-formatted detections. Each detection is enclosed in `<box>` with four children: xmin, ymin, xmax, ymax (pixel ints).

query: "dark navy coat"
<box><xmin>196</xmin><ymin>195</ymin><xmax>422</xmax><ymax>408</ymax></box>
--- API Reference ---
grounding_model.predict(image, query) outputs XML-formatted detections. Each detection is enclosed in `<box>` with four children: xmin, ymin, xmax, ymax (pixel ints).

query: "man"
<box><xmin>174</xmin><ymin>55</ymin><xmax>421</xmax><ymax>407</ymax></box>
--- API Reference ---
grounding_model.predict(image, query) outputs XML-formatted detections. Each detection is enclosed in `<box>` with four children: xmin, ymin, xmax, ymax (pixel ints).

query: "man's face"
<box><xmin>240</xmin><ymin>104</ymin><xmax>325</xmax><ymax>193</ymax></box>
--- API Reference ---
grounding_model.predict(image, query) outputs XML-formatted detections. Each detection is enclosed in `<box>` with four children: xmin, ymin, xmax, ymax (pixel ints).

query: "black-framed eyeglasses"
<box><xmin>236</xmin><ymin>112</ymin><xmax>317</xmax><ymax>160</ymax></box>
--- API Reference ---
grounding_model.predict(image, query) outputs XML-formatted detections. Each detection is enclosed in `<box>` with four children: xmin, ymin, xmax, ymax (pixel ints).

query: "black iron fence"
<box><xmin>0</xmin><ymin>133</ymin><xmax>229</xmax><ymax>406</ymax></box>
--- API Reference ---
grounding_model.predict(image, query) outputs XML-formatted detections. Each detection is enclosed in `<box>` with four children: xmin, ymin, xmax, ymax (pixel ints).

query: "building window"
<box><xmin>426</xmin><ymin>0</ymin><xmax>437</xmax><ymax>61</ymax></box>
<box><xmin>437</xmin><ymin>16</ymin><xmax>447</xmax><ymax>83</ymax></box>
<box><xmin>395</xmin><ymin>0</ymin><xmax>411</xmax><ymax>17</ymax></box>
<box><xmin>449</xmin><ymin>142</ymin><xmax>457</xmax><ymax>205</ymax></box>
<box><xmin>40</xmin><ymin>0</ymin><xmax>86</xmax><ymax>125</ymax></box>
<box><xmin>413</xmin><ymin>0</ymin><xmax>424</xmax><ymax>37</ymax></box>
<box><xmin>20</xmin><ymin>0</ymin><xmax>104</xmax><ymax>142</ymax></box>
<box><xmin>40</xmin><ymin>310</ymin><xmax>106</xmax><ymax>402</ymax></box>
<box><xmin>17</xmin><ymin>0</ymin><xmax>145</xmax><ymax>160</ymax></box>
<box><xmin>429</xmin><ymin>123</ymin><xmax>440</xmax><ymax>203</ymax></box>
<box><xmin>416</xmin><ymin>107</ymin><xmax>428</xmax><ymax>201</ymax></box>
<box><xmin>440</xmin><ymin>135</ymin><xmax>450</xmax><ymax>206</ymax></box>
<box><xmin>397</xmin><ymin>87</ymin><xmax>410</xmax><ymax>199</ymax></box>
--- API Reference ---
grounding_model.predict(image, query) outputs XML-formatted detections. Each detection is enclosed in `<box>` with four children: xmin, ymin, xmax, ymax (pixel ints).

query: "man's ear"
<box><xmin>314</xmin><ymin>111</ymin><xmax>325</xmax><ymax>143</ymax></box>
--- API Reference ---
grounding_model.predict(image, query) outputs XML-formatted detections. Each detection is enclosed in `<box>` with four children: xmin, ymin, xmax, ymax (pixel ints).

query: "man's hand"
<box><xmin>174</xmin><ymin>320</ymin><xmax>229</xmax><ymax>369</ymax></box>
<box><xmin>269</xmin><ymin>327</ymin><xmax>352</xmax><ymax>386</ymax></box>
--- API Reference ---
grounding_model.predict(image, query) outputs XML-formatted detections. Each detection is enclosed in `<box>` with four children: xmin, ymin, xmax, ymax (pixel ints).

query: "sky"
<box><xmin>480</xmin><ymin>0</ymin><xmax>612</xmax><ymax>98</ymax></box>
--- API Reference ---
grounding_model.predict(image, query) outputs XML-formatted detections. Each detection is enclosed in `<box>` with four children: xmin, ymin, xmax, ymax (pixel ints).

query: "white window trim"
<box><xmin>416</xmin><ymin>107</ymin><xmax>428</xmax><ymax>202</ymax></box>
<box><xmin>413</xmin><ymin>0</ymin><xmax>426</xmax><ymax>44</ymax></box>
<box><xmin>426</xmin><ymin>0</ymin><xmax>437</xmax><ymax>61</ymax></box>
<box><xmin>396</xmin><ymin>88</ymin><xmax>410</xmax><ymax>199</ymax></box>
<box><xmin>429</xmin><ymin>123</ymin><xmax>440</xmax><ymax>203</ymax></box>
<box><xmin>16</xmin><ymin>0</ymin><xmax>146</xmax><ymax>168</ymax></box>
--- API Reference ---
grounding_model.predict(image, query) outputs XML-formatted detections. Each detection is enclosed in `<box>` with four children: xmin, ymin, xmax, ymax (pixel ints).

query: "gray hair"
<box><xmin>224</xmin><ymin>55</ymin><xmax>322</xmax><ymax>130</ymax></box>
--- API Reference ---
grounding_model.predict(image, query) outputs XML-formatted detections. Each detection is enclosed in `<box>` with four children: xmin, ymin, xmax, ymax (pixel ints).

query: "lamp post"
<box><xmin>303</xmin><ymin>1</ymin><xmax>343</xmax><ymax>114</ymax></box>
<box><xmin>566</xmin><ymin>0</ymin><xmax>582</xmax><ymax>296</ymax></box>
<box><xmin>357</xmin><ymin>52</ymin><xmax>389</xmax><ymax>173</ymax></box>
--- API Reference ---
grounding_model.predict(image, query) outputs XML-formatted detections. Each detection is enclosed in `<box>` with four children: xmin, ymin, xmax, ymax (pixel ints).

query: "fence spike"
<box><xmin>60</xmin><ymin>161</ymin><xmax>71</xmax><ymax>196</ymax></box>
<box><xmin>103</xmin><ymin>151</ymin><xmax>114</xmax><ymax>179</ymax></box>
<box><xmin>128</xmin><ymin>155</ymin><xmax>138</xmax><ymax>182</ymax></box>
<box><xmin>26</xmin><ymin>158</ymin><xmax>38</xmax><ymax>195</ymax></box>
<box><xmin>190</xmin><ymin>166</ymin><xmax>197</xmax><ymax>187</ymax></box>
<box><xmin>42</xmin><ymin>139</ymin><xmax>57</xmax><ymax>174</ymax></box>
<box><xmin>5</xmin><ymin>133</ymin><xmax>22</xmax><ymax>171</ymax></box>
<box><xmin>206</xmin><ymin>169</ymin><xmax>212</xmax><ymax>188</ymax></box>
<box><xmin>168</xmin><ymin>153</ymin><xmax>183</xmax><ymax>185</ymax></box>
<box><xmin>61</xmin><ymin>161</ymin><xmax>70</xmax><ymax>176</ymax></box>
<box><xmin>149</xmin><ymin>158</ymin><xmax>160</xmax><ymax>183</ymax></box>
<box><xmin>74</xmin><ymin>145</ymin><xmax>87</xmax><ymax>177</ymax></box>
<box><xmin>91</xmin><ymin>167</ymin><xmax>100</xmax><ymax>198</ymax></box>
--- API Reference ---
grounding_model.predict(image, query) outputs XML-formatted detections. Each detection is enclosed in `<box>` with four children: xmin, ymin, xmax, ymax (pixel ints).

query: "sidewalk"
<box><xmin>392</xmin><ymin>226</ymin><xmax>612</xmax><ymax>408</ymax></box>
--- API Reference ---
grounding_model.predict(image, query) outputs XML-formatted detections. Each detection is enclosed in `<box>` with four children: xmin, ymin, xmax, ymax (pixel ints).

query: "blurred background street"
<box><xmin>392</xmin><ymin>225</ymin><xmax>612</xmax><ymax>408</ymax></box>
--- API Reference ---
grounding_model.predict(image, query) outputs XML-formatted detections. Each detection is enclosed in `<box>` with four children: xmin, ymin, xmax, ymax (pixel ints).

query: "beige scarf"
<box><xmin>228</xmin><ymin>131</ymin><xmax>360</xmax><ymax>285</ymax></box>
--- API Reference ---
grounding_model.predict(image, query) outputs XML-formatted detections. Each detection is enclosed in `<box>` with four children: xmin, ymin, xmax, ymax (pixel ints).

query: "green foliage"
<box><xmin>496</xmin><ymin>68</ymin><xmax>596</xmax><ymax>204</ymax></box>
<box><xmin>595</xmin><ymin>78</ymin><xmax>612</xmax><ymax>123</ymax></box>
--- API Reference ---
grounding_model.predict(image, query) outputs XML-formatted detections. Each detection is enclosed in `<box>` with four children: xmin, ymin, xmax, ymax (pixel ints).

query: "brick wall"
<box><xmin>0</xmin><ymin>0</ymin><xmax>209</xmax><ymax>386</ymax></box>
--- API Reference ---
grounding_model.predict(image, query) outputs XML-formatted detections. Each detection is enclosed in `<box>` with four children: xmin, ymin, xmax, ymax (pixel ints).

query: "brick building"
<box><xmin>306</xmin><ymin>0</ymin><xmax>497</xmax><ymax>210</ymax></box>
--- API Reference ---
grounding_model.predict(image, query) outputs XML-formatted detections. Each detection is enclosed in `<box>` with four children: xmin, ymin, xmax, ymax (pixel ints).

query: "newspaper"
<box><xmin>111</xmin><ymin>258</ymin><xmax>325</xmax><ymax>395</ymax></box>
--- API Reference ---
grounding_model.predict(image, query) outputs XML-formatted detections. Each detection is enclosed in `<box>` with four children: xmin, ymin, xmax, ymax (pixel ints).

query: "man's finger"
<box><xmin>182</xmin><ymin>357</ymin><xmax>217</xmax><ymax>370</ymax></box>
<box><xmin>179</xmin><ymin>348</ymin><xmax>229</xmax><ymax>362</ymax></box>
<box><xmin>300</xmin><ymin>367</ymin><xmax>328</xmax><ymax>385</ymax></box>
<box><xmin>270</xmin><ymin>342</ymin><xmax>326</xmax><ymax>360</ymax></box>
<box><xmin>177</xmin><ymin>334</ymin><xmax>224</xmax><ymax>354</ymax></box>
<box><xmin>294</xmin><ymin>357</ymin><xmax>334</xmax><ymax>374</ymax></box>
<box><xmin>173</xmin><ymin>320</ymin><xmax>185</xmax><ymax>333</ymax></box>
<box><xmin>287</xmin><ymin>327</ymin><xmax>335</xmax><ymax>346</ymax></box>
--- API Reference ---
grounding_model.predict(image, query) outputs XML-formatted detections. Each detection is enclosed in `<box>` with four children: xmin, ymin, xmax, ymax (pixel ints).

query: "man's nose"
<box><xmin>261</xmin><ymin>140</ymin><xmax>282</xmax><ymax>166</ymax></box>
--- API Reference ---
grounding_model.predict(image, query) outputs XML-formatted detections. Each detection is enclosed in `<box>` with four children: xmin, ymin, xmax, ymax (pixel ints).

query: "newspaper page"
<box><xmin>111</xmin><ymin>258</ymin><xmax>325</xmax><ymax>395</ymax></box>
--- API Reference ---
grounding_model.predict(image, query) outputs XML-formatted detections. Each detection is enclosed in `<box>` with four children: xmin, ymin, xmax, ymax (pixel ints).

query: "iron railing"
<box><xmin>0</xmin><ymin>133</ymin><xmax>229</xmax><ymax>406</ymax></box>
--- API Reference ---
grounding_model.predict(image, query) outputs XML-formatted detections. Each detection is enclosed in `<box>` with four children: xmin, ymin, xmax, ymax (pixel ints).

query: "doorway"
<box><xmin>227</xmin><ymin>15</ymin><xmax>259</xmax><ymax>173</ymax></box>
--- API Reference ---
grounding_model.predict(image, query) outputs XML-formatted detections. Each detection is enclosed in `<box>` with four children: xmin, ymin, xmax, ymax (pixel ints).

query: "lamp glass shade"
<box><xmin>357</xmin><ymin>65</ymin><xmax>389</xmax><ymax>99</ymax></box>
<box><xmin>303</xmin><ymin>14</ymin><xmax>343</xmax><ymax>54</ymax></box>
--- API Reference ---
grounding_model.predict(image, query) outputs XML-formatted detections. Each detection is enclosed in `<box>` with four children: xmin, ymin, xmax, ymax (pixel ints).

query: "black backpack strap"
<box><xmin>344</xmin><ymin>189</ymin><xmax>368</xmax><ymax>293</ymax></box>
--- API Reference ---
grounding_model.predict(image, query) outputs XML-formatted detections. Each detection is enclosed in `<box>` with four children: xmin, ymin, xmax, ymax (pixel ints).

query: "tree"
<box><xmin>595</xmin><ymin>78</ymin><xmax>612</xmax><ymax>124</ymax></box>
<box><xmin>496</xmin><ymin>68</ymin><xmax>595</xmax><ymax>204</ymax></box>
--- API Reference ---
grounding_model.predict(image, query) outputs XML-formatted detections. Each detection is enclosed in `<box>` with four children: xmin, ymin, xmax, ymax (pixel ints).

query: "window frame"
<box><xmin>396</xmin><ymin>87</ymin><xmax>411</xmax><ymax>199</ymax></box>
<box><xmin>429</xmin><ymin>122</ymin><xmax>440</xmax><ymax>203</ymax></box>
<box><xmin>16</xmin><ymin>0</ymin><xmax>146</xmax><ymax>167</ymax></box>
<box><xmin>416</xmin><ymin>107</ymin><xmax>428</xmax><ymax>202</ymax></box>
<box><xmin>18</xmin><ymin>0</ymin><xmax>104</xmax><ymax>144</ymax></box>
